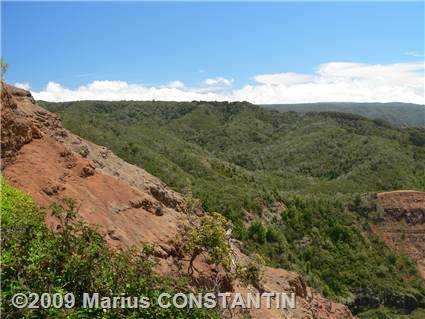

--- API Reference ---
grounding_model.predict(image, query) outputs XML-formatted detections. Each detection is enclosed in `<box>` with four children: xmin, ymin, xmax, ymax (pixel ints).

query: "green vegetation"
<box><xmin>40</xmin><ymin>100</ymin><xmax>425</xmax><ymax>221</ymax></box>
<box><xmin>242</xmin><ymin>195</ymin><xmax>424</xmax><ymax>314</ymax></box>
<box><xmin>235</xmin><ymin>254</ymin><xmax>266</xmax><ymax>290</ymax></box>
<box><xmin>265</xmin><ymin>102</ymin><xmax>425</xmax><ymax>129</ymax></box>
<box><xmin>41</xmin><ymin>100</ymin><xmax>425</xmax><ymax>316</ymax></box>
<box><xmin>358</xmin><ymin>307</ymin><xmax>425</xmax><ymax>319</ymax></box>
<box><xmin>264</xmin><ymin>102</ymin><xmax>425</xmax><ymax>128</ymax></box>
<box><xmin>0</xmin><ymin>57</ymin><xmax>8</xmax><ymax>79</ymax></box>
<box><xmin>0</xmin><ymin>177</ymin><xmax>218</xmax><ymax>318</ymax></box>
<box><xmin>183</xmin><ymin>212</ymin><xmax>232</xmax><ymax>276</ymax></box>
<box><xmin>78</xmin><ymin>145</ymin><xmax>90</xmax><ymax>158</ymax></box>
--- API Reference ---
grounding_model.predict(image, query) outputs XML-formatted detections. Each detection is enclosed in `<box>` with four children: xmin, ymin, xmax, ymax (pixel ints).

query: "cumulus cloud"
<box><xmin>31</xmin><ymin>61</ymin><xmax>425</xmax><ymax>104</ymax></box>
<box><xmin>232</xmin><ymin>61</ymin><xmax>424</xmax><ymax>104</ymax></box>
<box><xmin>14</xmin><ymin>82</ymin><xmax>30</xmax><ymax>90</ymax></box>
<box><xmin>34</xmin><ymin>80</ymin><xmax>221</xmax><ymax>102</ymax></box>
<box><xmin>204</xmin><ymin>77</ymin><xmax>234</xmax><ymax>86</ymax></box>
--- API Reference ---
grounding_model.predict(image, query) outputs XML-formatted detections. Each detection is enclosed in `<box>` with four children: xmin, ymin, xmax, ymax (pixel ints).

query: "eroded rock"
<box><xmin>80</xmin><ymin>164</ymin><xmax>95</xmax><ymax>178</ymax></box>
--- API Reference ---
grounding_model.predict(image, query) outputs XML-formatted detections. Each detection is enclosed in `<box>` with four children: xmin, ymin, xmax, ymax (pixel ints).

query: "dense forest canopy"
<box><xmin>41</xmin><ymin>100</ymin><xmax>425</xmax><ymax>317</ymax></box>
<box><xmin>263</xmin><ymin>102</ymin><xmax>425</xmax><ymax>128</ymax></box>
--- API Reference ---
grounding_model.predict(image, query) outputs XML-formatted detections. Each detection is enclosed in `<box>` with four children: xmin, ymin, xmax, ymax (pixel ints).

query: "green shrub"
<box><xmin>236</xmin><ymin>253</ymin><xmax>266</xmax><ymax>290</ymax></box>
<box><xmin>0</xmin><ymin>177</ymin><xmax>218</xmax><ymax>318</ymax></box>
<box><xmin>78</xmin><ymin>145</ymin><xmax>90</xmax><ymax>158</ymax></box>
<box><xmin>183</xmin><ymin>212</ymin><xmax>232</xmax><ymax>276</ymax></box>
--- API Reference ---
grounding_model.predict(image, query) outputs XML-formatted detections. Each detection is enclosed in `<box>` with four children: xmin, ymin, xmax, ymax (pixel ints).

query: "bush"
<box><xmin>184</xmin><ymin>212</ymin><xmax>232</xmax><ymax>276</ymax></box>
<box><xmin>0</xmin><ymin>177</ymin><xmax>218</xmax><ymax>318</ymax></box>
<box><xmin>247</xmin><ymin>221</ymin><xmax>267</xmax><ymax>244</ymax></box>
<box><xmin>78</xmin><ymin>145</ymin><xmax>90</xmax><ymax>158</ymax></box>
<box><xmin>236</xmin><ymin>253</ymin><xmax>266</xmax><ymax>290</ymax></box>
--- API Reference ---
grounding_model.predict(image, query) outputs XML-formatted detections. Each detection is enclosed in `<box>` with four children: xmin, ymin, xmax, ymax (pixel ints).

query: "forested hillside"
<box><xmin>264</xmin><ymin>102</ymin><xmax>425</xmax><ymax>128</ymax></box>
<box><xmin>3</xmin><ymin>83</ymin><xmax>357</xmax><ymax>319</ymax></box>
<box><xmin>41</xmin><ymin>100</ymin><xmax>425</xmax><ymax>317</ymax></box>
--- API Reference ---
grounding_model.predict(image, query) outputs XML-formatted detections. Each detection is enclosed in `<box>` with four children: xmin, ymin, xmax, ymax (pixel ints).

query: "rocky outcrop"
<box><xmin>375</xmin><ymin>191</ymin><xmax>425</xmax><ymax>279</ymax></box>
<box><xmin>0</xmin><ymin>83</ymin><xmax>42</xmax><ymax>168</ymax></box>
<box><xmin>1</xmin><ymin>83</ymin><xmax>186</xmax><ymax>251</ymax></box>
<box><xmin>80</xmin><ymin>163</ymin><xmax>96</xmax><ymax>178</ymax></box>
<box><xmin>60</xmin><ymin>141</ymin><xmax>185</xmax><ymax>211</ymax></box>
<box><xmin>377</xmin><ymin>191</ymin><xmax>425</xmax><ymax>224</ymax></box>
<box><xmin>1</xmin><ymin>83</ymin><xmax>354</xmax><ymax>319</ymax></box>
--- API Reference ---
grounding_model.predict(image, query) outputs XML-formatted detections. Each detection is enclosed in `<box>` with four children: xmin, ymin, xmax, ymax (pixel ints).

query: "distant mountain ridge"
<box><xmin>263</xmin><ymin>102</ymin><xmax>425</xmax><ymax>128</ymax></box>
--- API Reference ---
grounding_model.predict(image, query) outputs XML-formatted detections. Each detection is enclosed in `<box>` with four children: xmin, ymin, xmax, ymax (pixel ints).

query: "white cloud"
<box><xmin>14</xmin><ymin>82</ymin><xmax>30</xmax><ymax>90</ymax></box>
<box><xmin>204</xmin><ymin>77</ymin><xmax>234</xmax><ymax>86</ymax></box>
<box><xmin>166</xmin><ymin>80</ymin><xmax>185</xmax><ymax>89</ymax></box>
<box><xmin>315</xmin><ymin>62</ymin><xmax>424</xmax><ymax>88</ymax></box>
<box><xmin>406</xmin><ymin>51</ymin><xmax>424</xmax><ymax>58</ymax></box>
<box><xmin>254</xmin><ymin>73</ymin><xmax>313</xmax><ymax>85</ymax></box>
<box><xmin>33</xmin><ymin>80</ymin><xmax>221</xmax><ymax>102</ymax></box>
<box><xmin>31</xmin><ymin>61</ymin><xmax>425</xmax><ymax>104</ymax></box>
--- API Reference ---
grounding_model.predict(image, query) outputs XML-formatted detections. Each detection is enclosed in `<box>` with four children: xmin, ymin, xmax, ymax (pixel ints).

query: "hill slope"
<box><xmin>263</xmin><ymin>102</ymin><xmax>425</xmax><ymax>128</ymax></box>
<box><xmin>41</xmin><ymin>99</ymin><xmax>425</xmax><ymax>316</ymax></box>
<box><xmin>2</xmin><ymin>83</ymin><xmax>357</xmax><ymax>319</ymax></box>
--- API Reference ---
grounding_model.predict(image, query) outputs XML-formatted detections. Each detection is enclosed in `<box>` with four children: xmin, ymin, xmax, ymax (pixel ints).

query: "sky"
<box><xmin>2</xmin><ymin>1</ymin><xmax>424</xmax><ymax>104</ymax></box>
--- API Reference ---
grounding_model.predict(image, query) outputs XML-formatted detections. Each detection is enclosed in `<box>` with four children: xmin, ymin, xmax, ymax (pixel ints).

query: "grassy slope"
<box><xmin>41</xmin><ymin>100</ymin><xmax>425</xmax><ymax>316</ymax></box>
<box><xmin>264</xmin><ymin>102</ymin><xmax>425</xmax><ymax>128</ymax></box>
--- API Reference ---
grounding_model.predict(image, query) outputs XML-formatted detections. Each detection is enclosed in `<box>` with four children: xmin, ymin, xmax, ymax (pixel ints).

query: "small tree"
<box><xmin>183</xmin><ymin>186</ymin><xmax>202</xmax><ymax>215</ymax></box>
<box><xmin>184</xmin><ymin>212</ymin><xmax>232</xmax><ymax>276</ymax></box>
<box><xmin>236</xmin><ymin>253</ymin><xmax>266</xmax><ymax>291</ymax></box>
<box><xmin>50</xmin><ymin>198</ymin><xmax>80</xmax><ymax>251</ymax></box>
<box><xmin>1</xmin><ymin>58</ymin><xmax>8</xmax><ymax>80</ymax></box>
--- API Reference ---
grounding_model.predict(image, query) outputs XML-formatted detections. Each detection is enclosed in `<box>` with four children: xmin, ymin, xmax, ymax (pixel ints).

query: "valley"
<box><xmin>2</xmin><ymin>83</ymin><xmax>358</xmax><ymax>319</ymax></box>
<box><xmin>2</xmin><ymin>2</ymin><xmax>423</xmax><ymax>318</ymax></box>
<box><xmin>35</xmin><ymin>97</ymin><xmax>425</xmax><ymax>317</ymax></box>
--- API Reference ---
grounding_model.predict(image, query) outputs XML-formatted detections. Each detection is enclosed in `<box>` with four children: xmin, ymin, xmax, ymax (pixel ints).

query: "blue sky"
<box><xmin>2</xmin><ymin>2</ymin><xmax>424</xmax><ymax>103</ymax></box>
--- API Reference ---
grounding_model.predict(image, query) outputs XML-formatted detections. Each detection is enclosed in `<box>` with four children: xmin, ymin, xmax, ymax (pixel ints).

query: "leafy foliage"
<box><xmin>184</xmin><ymin>212</ymin><xmax>232</xmax><ymax>275</ymax></box>
<box><xmin>235</xmin><ymin>254</ymin><xmax>266</xmax><ymax>290</ymax></box>
<box><xmin>242</xmin><ymin>196</ymin><xmax>425</xmax><ymax>313</ymax></box>
<box><xmin>0</xmin><ymin>177</ymin><xmax>218</xmax><ymax>318</ymax></box>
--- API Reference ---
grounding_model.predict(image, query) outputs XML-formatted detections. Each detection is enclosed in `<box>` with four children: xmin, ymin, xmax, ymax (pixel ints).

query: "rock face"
<box><xmin>377</xmin><ymin>191</ymin><xmax>425</xmax><ymax>224</ymax></box>
<box><xmin>231</xmin><ymin>267</ymin><xmax>354</xmax><ymax>319</ymax></box>
<box><xmin>375</xmin><ymin>191</ymin><xmax>425</xmax><ymax>279</ymax></box>
<box><xmin>0</xmin><ymin>83</ymin><xmax>42</xmax><ymax>168</ymax></box>
<box><xmin>1</xmin><ymin>82</ymin><xmax>187</xmax><ymax>250</ymax></box>
<box><xmin>1</xmin><ymin>83</ymin><xmax>353</xmax><ymax>319</ymax></box>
